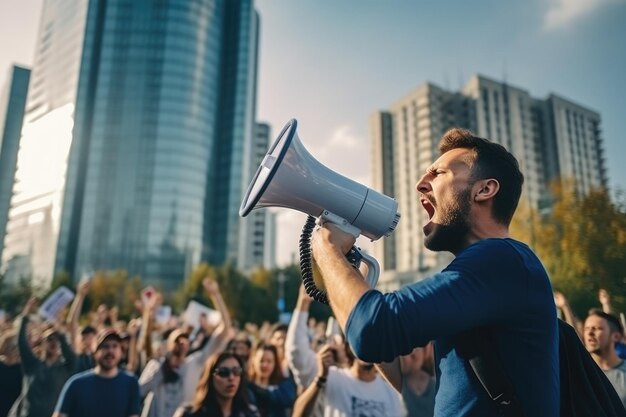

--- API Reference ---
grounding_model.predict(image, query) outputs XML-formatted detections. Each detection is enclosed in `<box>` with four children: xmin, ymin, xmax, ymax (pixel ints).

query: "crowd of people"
<box><xmin>0</xmin><ymin>275</ymin><xmax>431</xmax><ymax>417</ymax></box>
<box><xmin>1</xmin><ymin>273</ymin><xmax>624</xmax><ymax>417</ymax></box>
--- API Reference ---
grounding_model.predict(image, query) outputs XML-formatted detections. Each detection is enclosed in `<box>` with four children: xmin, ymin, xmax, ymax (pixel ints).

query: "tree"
<box><xmin>174</xmin><ymin>263</ymin><xmax>331</xmax><ymax>326</ymax></box>
<box><xmin>46</xmin><ymin>271</ymin><xmax>72</xmax><ymax>297</ymax></box>
<box><xmin>511</xmin><ymin>181</ymin><xmax>626</xmax><ymax>314</ymax></box>
<box><xmin>88</xmin><ymin>270</ymin><xmax>142</xmax><ymax>319</ymax></box>
<box><xmin>0</xmin><ymin>274</ymin><xmax>34</xmax><ymax>317</ymax></box>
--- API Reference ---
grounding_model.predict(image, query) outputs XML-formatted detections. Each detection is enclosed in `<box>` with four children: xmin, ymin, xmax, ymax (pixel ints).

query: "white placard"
<box><xmin>155</xmin><ymin>305</ymin><xmax>172</xmax><ymax>325</ymax></box>
<box><xmin>39</xmin><ymin>286</ymin><xmax>75</xmax><ymax>322</ymax></box>
<box><xmin>183</xmin><ymin>300</ymin><xmax>221</xmax><ymax>330</ymax></box>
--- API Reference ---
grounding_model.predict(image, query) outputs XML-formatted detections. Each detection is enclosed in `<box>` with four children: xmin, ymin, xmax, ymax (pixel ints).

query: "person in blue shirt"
<box><xmin>311</xmin><ymin>128</ymin><xmax>560</xmax><ymax>417</ymax></box>
<box><xmin>53</xmin><ymin>329</ymin><xmax>140</xmax><ymax>417</ymax></box>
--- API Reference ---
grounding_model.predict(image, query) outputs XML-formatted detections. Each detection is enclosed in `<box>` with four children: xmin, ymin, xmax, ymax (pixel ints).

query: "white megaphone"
<box><xmin>239</xmin><ymin>119</ymin><xmax>400</xmax><ymax>298</ymax></box>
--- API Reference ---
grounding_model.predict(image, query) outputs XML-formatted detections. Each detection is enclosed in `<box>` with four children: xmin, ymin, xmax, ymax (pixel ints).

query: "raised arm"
<box><xmin>137</xmin><ymin>293</ymin><xmax>160</xmax><ymax>360</ymax></box>
<box><xmin>184</xmin><ymin>279</ymin><xmax>234</xmax><ymax>369</ymax></box>
<box><xmin>203</xmin><ymin>278</ymin><xmax>232</xmax><ymax>331</ymax></box>
<box><xmin>285</xmin><ymin>285</ymin><xmax>318</xmax><ymax>389</ymax></box>
<box><xmin>291</xmin><ymin>344</ymin><xmax>335</xmax><ymax>417</ymax></box>
<box><xmin>554</xmin><ymin>291</ymin><xmax>582</xmax><ymax>338</ymax></box>
<box><xmin>598</xmin><ymin>289</ymin><xmax>613</xmax><ymax>315</ymax></box>
<box><xmin>66</xmin><ymin>279</ymin><xmax>90</xmax><ymax>350</ymax></box>
<box><xmin>138</xmin><ymin>358</ymin><xmax>165</xmax><ymax>397</ymax></box>
<box><xmin>18</xmin><ymin>298</ymin><xmax>41</xmax><ymax>373</ymax></box>
<box><xmin>58</xmin><ymin>328</ymin><xmax>77</xmax><ymax>371</ymax></box>
<box><xmin>125</xmin><ymin>318</ymin><xmax>141</xmax><ymax>373</ymax></box>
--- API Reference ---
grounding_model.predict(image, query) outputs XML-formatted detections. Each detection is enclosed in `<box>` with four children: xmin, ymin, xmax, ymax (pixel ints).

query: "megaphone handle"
<box><xmin>359</xmin><ymin>250</ymin><xmax>380</xmax><ymax>288</ymax></box>
<box><xmin>345</xmin><ymin>246</ymin><xmax>379</xmax><ymax>288</ymax></box>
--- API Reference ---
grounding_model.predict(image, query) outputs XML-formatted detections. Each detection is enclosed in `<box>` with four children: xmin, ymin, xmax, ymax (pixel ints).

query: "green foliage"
<box><xmin>0</xmin><ymin>274</ymin><xmax>35</xmax><ymax>317</ymax></box>
<box><xmin>511</xmin><ymin>182</ymin><xmax>626</xmax><ymax>315</ymax></box>
<box><xmin>46</xmin><ymin>271</ymin><xmax>72</xmax><ymax>298</ymax></box>
<box><xmin>172</xmin><ymin>262</ymin><xmax>331</xmax><ymax>326</ymax></box>
<box><xmin>88</xmin><ymin>270</ymin><xmax>142</xmax><ymax>319</ymax></box>
<box><xmin>0</xmin><ymin>259</ymin><xmax>332</xmax><ymax>327</ymax></box>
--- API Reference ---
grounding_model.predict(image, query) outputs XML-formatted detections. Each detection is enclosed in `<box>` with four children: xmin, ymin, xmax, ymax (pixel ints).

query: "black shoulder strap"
<box><xmin>456</xmin><ymin>328</ymin><xmax>526</xmax><ymax>417</ymax></box>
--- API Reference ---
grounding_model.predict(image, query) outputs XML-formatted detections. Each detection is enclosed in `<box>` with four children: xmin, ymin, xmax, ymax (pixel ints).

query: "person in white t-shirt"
<box><xmin>292</xmin><ymin>339</ymin><xmax>404</xmax><ymax>417</ymax></box>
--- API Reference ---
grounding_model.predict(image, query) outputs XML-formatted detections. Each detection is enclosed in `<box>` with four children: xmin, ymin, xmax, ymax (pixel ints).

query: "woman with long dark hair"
<box><xmin>247</xmin><ymin>343</ymin><xmax>296</xmax><ymax>417</ymax></box>
<box><xmin>174</xmin><ymin>352</ymin><xmax>259</xmax><ymax>417</ymax></box>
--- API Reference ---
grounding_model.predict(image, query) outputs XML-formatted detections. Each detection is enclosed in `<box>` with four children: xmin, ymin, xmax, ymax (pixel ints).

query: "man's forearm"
<box><xmin>315</xmin><ymin>243</ymin><xmax>369</xmax><ymax>331</ymax></box>
<box><xmin>291</xmin><ymin>379</ymin><xmax>324</xmax><ymax>417</ymax></box>
<box><xmin>209</xmin><ymin>292</ymin><xmax>231</xmax><ymax>331</ymax></box>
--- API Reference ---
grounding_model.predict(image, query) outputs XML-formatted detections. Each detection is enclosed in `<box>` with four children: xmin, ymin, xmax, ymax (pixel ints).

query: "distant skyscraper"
<box><xmin>3</xmin><ymin>0</ymin><xmax>260</xmax><ymax>289</ymax></box>
<box><xmin>372</xmin><ymin>74</ymin><xmax>607</xmax><ymax>280</ymax></box>
<box><xmin>2</xmin><ymin>0</ymin><xmax>89</xmax><ymax>287</ymax></box>
<box><xmin>0</xmin><ymin>66</ymin><xmax>30</xmax><ymax>269</ymax></box>
<box><xmin>238</xmin><ymin>122</ymin><xmax>276</xmax><ymax>272</ymax></box>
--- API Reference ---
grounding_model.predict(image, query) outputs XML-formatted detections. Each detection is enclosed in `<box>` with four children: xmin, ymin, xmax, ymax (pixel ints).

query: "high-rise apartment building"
<box><xmin>0</xmin><ymin>66</ymin><xmax>30</xmax><ymax>268</ymax></box>
<box><xmin>238</xmin><ymin>122</ymin><xmax>276</xmax><ymax>272</ymax></box>
<box><xmin>372</xmin><ymin>74</ymin><xmax>607</xmax><ymax>283</ymax></box>
<box><xmin>2</xmin><ymin>0</ymin><xmax>260</xmax><ymax>289</ymax></box>
<box><xmin>543</xmin><ymin>94</ymin><xmax>606</xmax><ymax>197</ymax></box>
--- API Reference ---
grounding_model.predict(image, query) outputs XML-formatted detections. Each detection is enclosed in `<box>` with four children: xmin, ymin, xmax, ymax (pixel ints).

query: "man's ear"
<box><xmin>473</xmin><ymin>179</ymin><xmax>500</xmax><ymax>202</ymax></box>
<box><xmin>611</xmin><ymin>331</ymin><xmax>622</xmax><ymax>344</ymax></box>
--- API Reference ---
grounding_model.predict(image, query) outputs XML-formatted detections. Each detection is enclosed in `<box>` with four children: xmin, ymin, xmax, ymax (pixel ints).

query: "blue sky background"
<box><xmin>2</xmin><ymin>0</ymin><xmax>625</xmax><ymax>265</ymax></box>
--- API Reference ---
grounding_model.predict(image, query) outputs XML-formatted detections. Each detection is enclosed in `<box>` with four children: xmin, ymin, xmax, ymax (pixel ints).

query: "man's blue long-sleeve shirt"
<box><xmin>345</xmin><ymin>238</ymin><xmax>559</xmax><ymax>417</ymax></box>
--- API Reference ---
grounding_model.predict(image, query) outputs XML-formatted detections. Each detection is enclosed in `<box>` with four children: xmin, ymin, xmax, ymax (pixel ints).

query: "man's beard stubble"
<box><xmin>424</xmin><ymin>187</ymin><xmax>472</xmax><ymax>254</ymax></box>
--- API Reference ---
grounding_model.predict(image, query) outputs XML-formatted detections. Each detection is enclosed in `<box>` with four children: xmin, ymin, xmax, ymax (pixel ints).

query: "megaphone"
<box><xmin>240</xmin><ymin>119</ymin><xmax>400</xmax><ymax>302</ymax></box>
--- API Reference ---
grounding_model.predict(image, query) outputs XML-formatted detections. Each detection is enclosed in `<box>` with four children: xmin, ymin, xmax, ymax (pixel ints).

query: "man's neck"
<box><xmin>94</xmin><ymin>365</ymin><xmax>119</xmax><ymax>378</ymax></box>
<box><xmin>592</xmin><ymin>351</ymin><xmax>622</xmax><ymax>371</ymax></box>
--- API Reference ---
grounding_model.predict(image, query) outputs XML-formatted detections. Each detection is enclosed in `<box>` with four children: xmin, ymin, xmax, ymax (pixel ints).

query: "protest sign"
<box><xmin>39</xmin><ymin>286</ymin><xmax>75</xmax><ymax>322</ymax></box>
<box><xmin>155</xmin><ymin>305</ymin><xmax>172</xmax><ymax>325</ymax></box>
<box><xmin>183</xmin><ymin>300</ymin><xmax>221</xmax><ymax>330</ymax></box>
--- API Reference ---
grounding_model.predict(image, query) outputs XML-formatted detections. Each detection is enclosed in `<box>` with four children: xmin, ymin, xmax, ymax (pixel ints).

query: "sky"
<box><xmin>1</xmin><ymin>0</ymin><xmax>626</xmax><ymax>266</ymax></box>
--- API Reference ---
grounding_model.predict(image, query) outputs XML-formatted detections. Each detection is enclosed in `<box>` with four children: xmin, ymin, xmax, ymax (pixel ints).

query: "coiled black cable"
<box><xmin>299</xmin><ymin>215</ymin><xmax>329</xmax><ymax>304</ymax></box>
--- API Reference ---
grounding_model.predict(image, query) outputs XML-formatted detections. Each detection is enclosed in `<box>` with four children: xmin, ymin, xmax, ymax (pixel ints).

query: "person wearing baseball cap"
<box><xmin>53</xmin><ymin>329</ymin><xmax>140</xmax><ymax>417</ymax></box>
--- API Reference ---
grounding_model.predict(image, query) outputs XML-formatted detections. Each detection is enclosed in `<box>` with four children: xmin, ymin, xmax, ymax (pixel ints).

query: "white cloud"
<box><xmin>544</xmin><ymin>0</ymin><xmax>623</xmax><ymax>30</ymax></box>
<box><xmin>306</xmin><ymin>124</ymin><xmax>371</xmax><ymax>186</ymax></box>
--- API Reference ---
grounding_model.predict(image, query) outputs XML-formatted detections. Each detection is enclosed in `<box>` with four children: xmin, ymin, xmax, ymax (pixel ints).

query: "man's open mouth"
<box><xmin>420</xmin><ymin>197</ymin><xmax>435</xmax><ymax>220</ymax></box>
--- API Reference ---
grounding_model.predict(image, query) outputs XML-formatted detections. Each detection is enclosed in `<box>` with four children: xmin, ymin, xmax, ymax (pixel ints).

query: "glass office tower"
<box><xmin>55</xmin><ymin>0</ymin><xmax>259</xmax><ymax>289</ymax></box>
<box><xmin>3</xmin><ymin>0</ymin><xmax>259</xmax><ymax>289</ymax></box>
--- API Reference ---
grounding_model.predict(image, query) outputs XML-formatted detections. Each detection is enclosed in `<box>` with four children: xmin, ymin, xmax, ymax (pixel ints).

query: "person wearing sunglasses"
<box><xmin>174</xmin><ymin>352</ymin><xmax>259</xmax><ymax>417</ymax></box>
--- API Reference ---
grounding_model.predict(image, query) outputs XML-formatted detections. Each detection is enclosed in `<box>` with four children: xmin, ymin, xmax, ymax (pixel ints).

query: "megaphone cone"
<box><xmin>240</xmin><ymin>119</ymin><xmax>400</xmax><ymax>240</ymax></box>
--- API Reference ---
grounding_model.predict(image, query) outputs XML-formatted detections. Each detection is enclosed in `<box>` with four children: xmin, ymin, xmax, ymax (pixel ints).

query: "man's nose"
<box><xmin>416</xmin><ymin>174</ymin><xmax>431</xmax><ymax>194</ymax></box>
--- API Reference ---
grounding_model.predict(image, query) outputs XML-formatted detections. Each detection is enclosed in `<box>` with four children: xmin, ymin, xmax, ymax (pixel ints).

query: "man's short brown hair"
<box><xmin>587</xmin><ymin>309</ymin><xmax>624</xmax><ymax>335</ymax></box>
<box><xmin>439</xmin><ymin>128</ymin><xmax>524</xmax><ymax>225</ymax></box>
